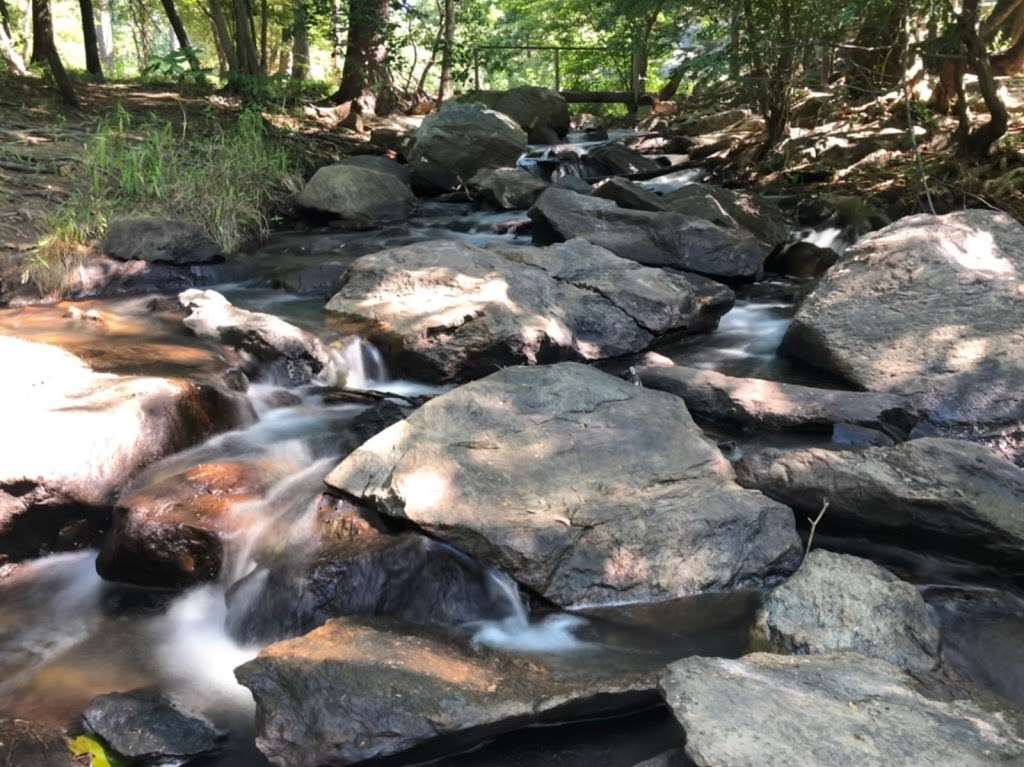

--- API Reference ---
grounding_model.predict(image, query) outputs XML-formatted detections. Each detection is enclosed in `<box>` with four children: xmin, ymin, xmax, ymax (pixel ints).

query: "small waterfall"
<box><xmin>336</xmin><ymin>336</ymin><xmax>389</xmax><ymax>390</ymax></box>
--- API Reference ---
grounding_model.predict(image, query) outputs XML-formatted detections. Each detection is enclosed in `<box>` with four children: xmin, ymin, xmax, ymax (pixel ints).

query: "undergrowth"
<box><xmin>24</xmin><ymin>106</ymin><xmax>299</xmax><ymax>294</ymax></box>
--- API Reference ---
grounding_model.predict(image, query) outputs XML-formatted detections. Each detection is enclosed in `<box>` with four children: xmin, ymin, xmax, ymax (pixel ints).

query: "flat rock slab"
<box><xmin>529</xmin><ymin>188</ymin><xmax>767</xmax><ymax>281</ymax></box>
<box><xmin>83</xmin><ymin>688</ymin><xmax>222</xmax><ymax>762</ymax></box>
<box><xmin>637</xmin><ymin>355</ymin><xmax>919</xmax><ymax>433</ymax></box>
<box><xmin>0</xmin><ymin>337</ymin><xmax>238</xmax><ymax>561</ymax></box>
<box><xmin>179</xmin><ymin>289</ymin><xmax>344</xmax><ymax>386</ymax></box>
<box><xmin>326</xmin><ymin>363</ymin><xmax>801</xmax><ymax>607</ymax></box>
<box><xmin>103</xmin><ymin>217</ymin><xmax>222</xmax><ymax>265</ymax></box>
<box><xmin>736</xmin><ymin>438</ymin><xmax>1024</xmax><ymax>572</ymax></box>
<box><xmin>235</xmin><ymin>617</ymin><xmax>656</xmax><ymax>767</ymax></box>
<box><xmin>781</xmin><ymin>210</ymin><xmax>1024</xmax><ymax>434</ymax></box>
<box><xmin>660</xmin><ymin>652</ymin><xmax>1024</xmax><ymax>767</ymax></box>
<box><xmin>325</xmin><ymin>239</ymin><xmax>712</xmax><ymax>383</ymax></box>
<box><xmin>754</xmin><ymin>549</ymin><xmax>941</xmax><ymax>672</ymax></box>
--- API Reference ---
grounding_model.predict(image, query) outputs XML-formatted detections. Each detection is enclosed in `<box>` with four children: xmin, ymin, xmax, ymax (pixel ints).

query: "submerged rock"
<box><xmin>754</xmin><ymin>549</ymin><xmax>941</xmax><ymax>672</ymax></box>
<box><xmin>83</xmin><ymin>688</ymin><xmax>222</xmax><ymax>763</ymax></box>
<box><xmin>0</xmin><ymin>337</ymin><xmax>239</xmax><ymax>562</ymax></box>
<box><xmin>636</xmin><ymin>355</ymin><xmax>918</xmax><ymax>434</ymax></box>
<box><xmin>660</xmin><ymin>652</ymin><xmax>1024</xmax><ymax>767</ymax></box>
<box><xmin>0</xmin><ymin>718</ymin><xmax>76</xmax><ymax>766</ymax></box>
<box><xmin>587</xmin><ymin>143</ymin><xmax>663</xmax><ymax>176</ymax></box>
<box><xmin>493</xmin><ymin>86</ymin><xmax>571</xmax><ymax>142</ymax></box>
<box><xmin>179</xmin><ymin>289</ymin><xmax>343</xmax><ymax>386</ymax></box>
<box><xmin>325</xmin><ymin>239</ymin><xmax>712</xmax><ymax>382</ymax></box>
<box><xmin>780</xmin><ymin>210</ymin><xmax>1024</xmax><ymax>450</ymax></box>
<box><xmin>295</xmin><ymin>164</ymin><xmax>415</xmax><ymax>225</ymax></box>
<box><xmin>409</xmin><ymin>102</ymin><xmax>528</xmax><ymax>191</ymax></box>
<box><xmin>235</xmin><ymin>616</ymin><xmax>656</xmax><ymax>767</ymax></box>
<box><xmin>764</xmin><ymin>240</ymin><xmax>838</xmax><ymax>277</ymax></box>
<box><xmin>467</xmin><ymin>167</ymin><xmax>548</xmax><ymax>210</ymax></box>
<box><xmin>103</xmin><ymin>217</ymin><xmax>222</xmax><ymax>265</ymax></box>
<box><xmin>326</xmin><ymin>363</ymin><xmax>802</xmax><ymax>607</ymax></box>
<box><xmin>529</xmin><ymin>188</ymin><xmax>767</xmax><ymax>281</ymax></box>
<box><xmin>735</xmin><ymin>439</ymin><xmax>1024</xmax><ymax>572</ymax></box>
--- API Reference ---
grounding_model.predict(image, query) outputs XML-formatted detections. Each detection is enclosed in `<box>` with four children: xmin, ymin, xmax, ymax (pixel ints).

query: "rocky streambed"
<box><xmin>1</xmin><ymin>94</ymin><xmax>1024</xmax><ymax>767</ymax></box>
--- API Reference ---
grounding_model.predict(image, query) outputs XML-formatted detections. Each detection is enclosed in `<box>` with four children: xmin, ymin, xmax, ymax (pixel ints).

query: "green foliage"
<box><xmin>142</xmin><ymin>48</ymin><xmax>213</xmax><ymax>87</ymax></box>
<box><xmin>226</xmin><ymin>72</ymin><xmax>335</xmax><ymax>105</ymax></box>
<box><xmin>67</xmin><ymin>734</ymin><xmax>126</xmax><ymax>767</ymax></box>
<box><xmin>25</xmin><ymin>106</ymin><xmax>298</xmax><ymax>294</ymax></box>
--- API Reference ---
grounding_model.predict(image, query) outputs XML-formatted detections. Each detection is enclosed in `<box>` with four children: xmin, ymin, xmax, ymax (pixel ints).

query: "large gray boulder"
<box><xmin>467</xmin><ymin>167</ymin><xmax>548</xmax><ymax>209</ymax></box>
<box><xmin>529</xmin><ymin>188</ymin><xmax>767</xmax><ymax>281</ymax></box>
<box><xmin>637</xmin><ymin>354</ymin><xmax>919</xmax><ymax>434</ymax></box>
<box><xmin>593</xmin><ymin>176</ymin><xmax>669</xmax><ymax>212</ymax></box>
<box><xmin>326</xmin><ymin>363</ymin><xmax>802</xmax><ymax>608</ymax></box>
<box><xmin>335</xmin><ymin>154</ymin><xmax>412</xmax><ymax>183</ymax></box>
<box><xmin>0</xmin><ymin>337</ymin><xmax>239</xmax><ymax>562</ymax></box>
<box><xmin>587</xmin><ymin>143</ymin><xmax>663</xmax><ymax>176</ymax></box>
<box><xmin>662</xmin><ymin>184</ymin><xmax>791</xmax><ymax>246</ymax></box>
<box><xmin>409</xmin><ymin>102</ymin><xmax>528</xmax><ymax>191</ymax></box>
<box><xmin>754</xmin><ymin>549</ymin><xmax>941</xmax><ymax>672</ymax></box>
<box><xmin>295</xmin><ymin>165</ymin><xmax>415</xmax><ymax>225</ymax></box>
<box><xmin>236</xmin><ymin>617</ymin><xmax>655</xmax><ymax>767</ymax></box>
<box><xmin>781</xmin><ymin>210</ymin><xmax>1024</xmax><ymax>444</ymax></box>
<box><xmin>103</xmin><ymin>217</ymin><xmax>222</xmax><ymax>265</ymax></box>
<box><xmin>660</xmin><ymin>652</ymin><xmax>1024</xmax><ymax>767</ymax></box>
<box><xmin>179</xmin><ymin>289</ymin><xmax>344</xmax><ymax>386</ymax></box>
<box><xmin>493</xmin><ymin>85</ymin><xmax>572</xmax><ymax>143</ymax></box>
<box><xmin>735</xmin><ymin>438</ymin><xmax>1024</xmax><ymax>572</ymax></box>
<box><xmin>324</xmin><ymin>239</ymin><xmax>716</xmax><ymax>382</ymax></box>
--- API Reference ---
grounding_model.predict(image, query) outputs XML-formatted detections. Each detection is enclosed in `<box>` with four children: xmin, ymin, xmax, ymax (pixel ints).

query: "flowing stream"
<box><xmin>1</xmin><ymin>140</ymin><xmax>1023</xmax><ymax>764</ymax></box>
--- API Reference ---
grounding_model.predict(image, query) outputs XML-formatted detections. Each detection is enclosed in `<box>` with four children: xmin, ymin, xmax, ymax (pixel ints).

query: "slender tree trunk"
<box><xmin>0</xmin><ymin>0</ymin><xmax>13</xmax><ymax>36</ymax></box>
<box><xmin>958</xmin><ymin>0</ymin><xmax>1009</xmax><ymax>155</ymax></box>
<box><xmin>208</xmin><ymin>0</ymin><xmax>238</xmax><ymax>73</ymax></box>
<box><xmin>329</xmin><ymin>0</ymin><xmax>343</xmax><ymax>75</ymax></box>
<box><xmin>438</xmin><ymin>0</ymin><xmax>454</xmax><ymax>100</ymax></box>
<box><xmin>1</xmin><ymin>18</ymin><xmax>27</xmax><ymax>74</ymax></box>
<box><xmin>335</xmin><ymin>0</ymin><xmax>391</xmax><ymax>103</ymax></box>
<box><xmin>30</xmin><ymin>0</ymin><xmax>44</xmax><ymax>64</ymax></box>
<box><xmin>729</xmin><ymin>0</ymin><xmax>741</xmax><ymax>79</ymax></box>
<box><xmin>96</xmin><ymin>0</ymin><xmax>114</xmax><ymax>70</ymax></box>
<box><xmin>32</xmin><ymin>0</ymin><xmax>77</xmax><ymax>104</ymax></box>
<box><xmin>258</xmin><ymin>0</ymin><xmax>267</xmax><ymax>72</ymax></box>
<box><xmin>415</xmin><ymin>0</ymin><xmax>443</xmax><ymax>93</ymax></box>
<box><xmin>158</xmin><ymin>0</ymin><xmax>201</xmax><ymax>69</ymax></box>
<box><xmin>291</xmin><ymin>0</ymin><xmax>308</xmax><ymax>80</ymax></box>
<box><xmin>231</xmin><ymin>0</ymin><xmax>260</xmax><ymax>75</ymax></box>
<box><xmin>78</xmin><ymin>0</ymin><xmax>103</xmax><ymax>78</ymax></box>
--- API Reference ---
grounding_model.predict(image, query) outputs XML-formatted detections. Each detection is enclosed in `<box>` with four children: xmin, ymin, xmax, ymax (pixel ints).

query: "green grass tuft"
<box><xmin>25</xmin><ymin>105</ymin><xmax>299</xmax><ymax>294</ymax></box>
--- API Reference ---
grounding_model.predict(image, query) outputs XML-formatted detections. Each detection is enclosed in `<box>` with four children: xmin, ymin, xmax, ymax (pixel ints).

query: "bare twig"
<box><xmin>805</xmin><ymin>498</ymin><xmax>829</xmax><ymax>556</ymax></box>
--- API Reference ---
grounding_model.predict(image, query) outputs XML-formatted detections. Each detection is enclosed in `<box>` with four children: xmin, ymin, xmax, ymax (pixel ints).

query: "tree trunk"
<box><xmin>291</xmin><ymin>0</ymin><xmax>308</xmax><ymax>80</ymax></box>
<box><xmin>207</xmin><ymin>0</ymin><xmax>238</xmax><ymax>73</ymax></box>
<box><xmin>159</xmin><ymin>0</ymin><xmax>201</xmax><ymax>70</ymax></box>
<box><xmin>1</xmin><ymin>17</ymin><xmax>27</xmax><ymax>74</ymax></box>
<box><xmin>329</xmin><ymin>0</ymin><xmax>343</xmax><ymax>75</ymax></box>
<box><xmin>438</xmin><ymin>0</ymin><xmax>454</xmax><ymax>100</ymax></box>
<box><xmin>258</xmin><ymin>0</ymin><xmax>267</xmax><ymax>72</ymax></box>
<box><xmin>335</xmin><ymin>0</ymin><xmax>391</xmax><ymax>104</ymax></box>
<box><xmin>658</xmin><ymin>65</ymin><xmax>686</xmax><ymax>100</ymax></box>
<box><xmin>729</xmin><ymin>0</ymin><xmax>741</xmax><ymax>79</ymax></box>
<box><xmin>0</xmin><ymin>0</ymin><xmax>13</xmax><ymax>36</ymax></box>
<box><xmin>96</xmin><ymin>0</ymin><xmax>114</xmax><ymax>69</ymax></box>
<box><xmin>958</xmin><ymin>0</ymin><xmax>1009</xmax><ymax>155</ymax></box>
<box><xmin>231</xmin><ymin>0</ymin><xmax>261</xmax><ymax>75</ymax></box>
<box><xmin>78</xmin><ymin>0</ymin><xmax>103</xmax><ymax>78</ymax></box>
<box><xmin>32</xmin><ymin>0</ymin><xmax>77</xmax><ymax>104</ymax></box>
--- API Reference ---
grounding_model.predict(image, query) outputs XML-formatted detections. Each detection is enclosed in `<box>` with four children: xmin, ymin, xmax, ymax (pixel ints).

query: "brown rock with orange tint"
<box><xmin>97</xmin><ymin>461</ymin><xmax>270</xmax><ymax>588</ymax></box>
<box><xmin>235</xmin><ymin>616</ymin><xmax>656</xmax><ymax>767</ymax></box>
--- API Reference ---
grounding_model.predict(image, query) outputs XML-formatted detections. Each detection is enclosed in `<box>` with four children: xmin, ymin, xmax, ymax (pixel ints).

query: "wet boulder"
<box><xmin>636</xmin><ymin>354</ymin><xmax>919</xmax><ymax>434</ymax></box>
<box><xmin>0</xmin><ymin>337</ymin><xmax>240</xmax><ymax>562</ymax></box>
<box><xmin>409</xmin><ymin>102</ymin><xmax>528</xmax><ymax>191</ymax></box>
<box><xmin>764</xmin><ymin>240</ymin><xmax>838</xmax><ymax>277</ymax></box>
<box><xmin>660</xmin><ymin>653</ymin><xmax>1024</xmax><ymax>767</ymax></box>
<box><xmin>179</xmin><ymin>289</ymin><xmax>344</xmax><ymax>386</ymax></box>
<box><xmin>661</xmin><ymin>184</ymin><xmax>791</xmax><ymax>246</ymax></box>
<box><xmin>96</xmin><ymin>461</ymin><xmax>270</xmax><ymax>588</ymax></box>
<box><xmin>295</xmin><ymin>164</ymin><xmax>415</xmax><ymax>225</ymax></box>
<box><xmin>754</xmin><ymin>550</ymin><xmax>941</xmax><ymax>672</ymax></box>
<box><xmin>326</xmin><ymin>363</ymin><xmax>802</xmax><ymax>608</ymax></box>
<box><xmin>592</xmin><ymin>177</ymin><xmax>668</xmax><ymax>212</ymax></box>
<box><xmin>102</xmin><ymin>217</ymin><xmax>222</xmax><ymax>265</ymax></box>
<box><xmin>493</xmin><ymin>85</ymin><xmax>571</xmax><ymax>143</ymax></box>
<box><xmin>226</xmin><ymin>500</ymin><xmax>514</xmax><ymax>644</ymax></box>
<box><xmin>325</xmin><ymin>239</ymin><xmax>717</xmax><ymax>382</ymax></box>
<box><xmin>467</xmin><ymin>168</ymin><xmax>548</xmax><ymax>210</ymax></box>
<box><xmin>235</xmin><ymin>616</ymin><xmax>656</xmax><ymax>767</ymax></box>
<box><xmin>83</xmin><ymin>688</ymin><xmax>222</xmax><ymax>763</ymax></box>
<box><xmin>529</xmin><ymin>188</ymin><xmax>767</xmax><ymax>282</ymax></box>
<box><xmin>780</xmin><ymin>210</ymin><xmax>1024</xmax><ymax>453</ymax></box>
<box><xmin>587</xmin><ymin>143</ymin><xmax>663</xmax><ymax>176</ymax></box>
<box><xmin>735</xmin><ymin>439</ymin><xmax>1024</xmax><ymax>574</ymax></box>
